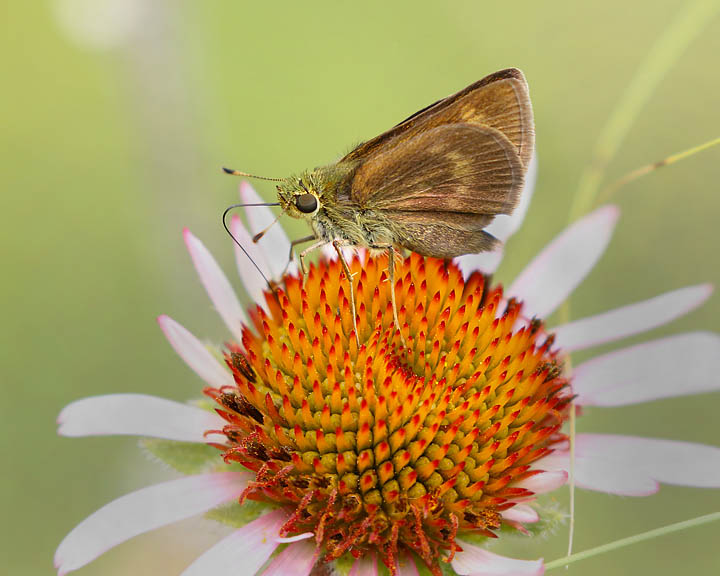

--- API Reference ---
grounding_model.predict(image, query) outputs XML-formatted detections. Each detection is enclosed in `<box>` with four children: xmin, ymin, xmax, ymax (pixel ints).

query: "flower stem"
<box><xmin>596</xmin><ymin>135</ymin><xmax>720</xmax><ymax>205</ymax></box>
<box><xmin>545</xmin><ymin>511</ymin><xmax>720</xmax><ymax>570</ymax></box>
<box><xmin>568</xmin><ymin>0</ymin><xmax>720</xmax><ymax>221</ymax></box>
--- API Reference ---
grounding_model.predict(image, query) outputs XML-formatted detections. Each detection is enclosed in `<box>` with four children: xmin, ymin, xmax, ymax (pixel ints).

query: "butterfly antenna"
<box><xmin>252</xmin><ymin>214</ymin><xmax>281</xmax><ymax>243</ymax></box>
<box><xmin>222</xmin><ymin>202</ymin><xmax>281</xmax><ymax>287</ymax></box>
<box><xmin>222</xmin><ymin>167</ymin><xmax>284</xmax><ymax>182</ymax></box>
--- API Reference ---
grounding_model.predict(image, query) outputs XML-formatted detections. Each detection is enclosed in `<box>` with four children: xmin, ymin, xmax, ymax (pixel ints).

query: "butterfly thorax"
<box><xmin>276</xmin><ymin>163</ymin><xmax>397</xmax><ymax>249</ymax></box>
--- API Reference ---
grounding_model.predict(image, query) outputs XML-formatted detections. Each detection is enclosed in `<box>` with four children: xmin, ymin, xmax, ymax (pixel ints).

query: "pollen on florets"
<box><xmin>204</xmin><ymin>252</ymin><xmax>571</xmax><ymax>575</ymax></box>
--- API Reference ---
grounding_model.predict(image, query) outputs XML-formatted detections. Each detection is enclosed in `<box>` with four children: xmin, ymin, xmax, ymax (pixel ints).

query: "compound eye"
<box><xmin>295</xmin><ymin>193</ymin><xmax>318</xmax><ymax>214</ymax></box>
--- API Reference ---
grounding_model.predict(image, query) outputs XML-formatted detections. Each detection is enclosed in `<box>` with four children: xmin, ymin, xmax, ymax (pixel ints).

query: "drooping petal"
<box><xmin>57</xmin><ymin>394</ymin><xmax>226</xmax><ymax>442</ymax></box>
<box><xmin>541</xmin><ymin>434</ymin><xmax>720</xmax><ymax>495</ymax></box>
<box><xmin>184</xmin><ymin>229</ymin><xmax>247</xmax><ymax>340</ymax></box>
<box><xmin>396</xmin><ymin>552</ymin><xmax>420</xmax><ymax>576</ymax></box>
<box><xmin>540</xmin><ymin>450</ymin><xmax>659</xmax><ymax>497</ymax></box>
<box><xmin>239</xmin><ymin>181</ymin><xmax>297</xmax><ymax>278</ymax></box>
<box><xmin>452</xmin><ymin>539</ymin><xmax>544</xmax><ymax>576</ymax></box>
<box><xmin>230</xmin><ymin>214</ymin><xmax>271</xmax><ymax>310</ymax></box>
<box><xmin>261</xmin><ymin>539</ymin><xmax>317</xmax><ymax>576</ymax></box>
<box><xmin>456</xmin><ymin>248</ymin><xmax>504</xmax><ymax>277</ymax></box>
<box><xmin>502</xmin><ymin>504</ymin><xmax>539</xmax><ymax>523</ymax></box>
<box><xmin>157</xmin><ymin>315</ymin><xmax>233</xmax><ymax>388</ymax></box>
<box><xmin>349</xmin><ymin>552</ymin><xmax>378</xmax><ymax>576</ymax></box>
<box><xmin>55</xmin><ymin>472</ymin><xmax>250</xmax><ymax>575</ymax></box>
<box><xmin>457</xmin><ymin>152</ymin><xmax>538</xmax><ymax>277</ymax></box>
<box><xmin>508</xmin><ymin>205</ymin><xmax>619</xmax><ymax>318</ymax></box>
<box><xmin>573</xmin><ymin>332</ymin><xmax>720</xmax><ymax>406</ymax></box>
<box><xmin>553</xmin><ymin>284</ymin><xmax>713</xmax><ymax>351</ymax></box>
<box><xmin>485</xmin><ymin>150</ymin><xmax>538</xmax><ymax>241</ymax></box>
<box><xmin>514</xmin><ymin>470</ymin><xmax>568</xmax><ymax>494</ymax></box>
<box><xmin>180</xmin><ymin>510</ymin><xmax>287</xmax><ymax>576</ymax></box>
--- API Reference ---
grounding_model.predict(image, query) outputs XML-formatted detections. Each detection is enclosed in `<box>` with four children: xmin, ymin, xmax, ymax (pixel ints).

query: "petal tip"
<box><xmin>699</xmin><ymin>282</ymin><xmax>714</xmax><ymax>298</ymax></box>
<box><xmin>239</xmin><ymin>180</ymin><xmax>254</xmax><ymax>197</ymax></box>
<box><xmin>183</xmin><ymin>228</ymin><xmax>199</xmax><ymax>250</ymax></box>
<box><xmin>601</xmin><ymin>203</ymin><xmax>621</xmax><ymax>220</ymax></box>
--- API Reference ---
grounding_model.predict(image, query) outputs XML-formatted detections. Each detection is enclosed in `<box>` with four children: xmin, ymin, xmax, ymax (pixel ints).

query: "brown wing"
<box><xmin>386</xmin><ymin>211</ymin><xmax>499</xmax><ymax>258</ymax></box>
<box><xmin>342</xmin><ymin>68</ymin><xmax>534</xmax><ymax>168</ymax></box>
<box><xmin>351</xmin><ymin>123</ymin><xmax>524</xmax><ymax>215</ymax></box>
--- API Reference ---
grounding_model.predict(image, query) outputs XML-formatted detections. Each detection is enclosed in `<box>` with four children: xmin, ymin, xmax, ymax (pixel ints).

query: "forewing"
<box><xmin>342</xmin><ymin>68</ymin><xmax>534</xmax><ymax>168</ymax></box>
<box><xmin>351</xmin><ymin>123</ymin><xmax>524</xmax><ymax>215</ymax></box>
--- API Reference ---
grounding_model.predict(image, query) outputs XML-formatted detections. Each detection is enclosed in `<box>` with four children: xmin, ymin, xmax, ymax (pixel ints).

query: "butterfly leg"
<box><xmin>298</xmin><ymin>239</ymin><xmax>330</xmax><ymax>275</ymax></box>
<box><xmin>286</xmin><ymin>235</ymin><xmax>317</xmax><ymax>274</ymax></box>
<box><xmin>387</xmin><ymin>246</ymin><xmax>406</xmax><ymax>348</ymax></box>
<box><xmin>332</xmin><ymin>239</ymin><xmax>360</xmax><ymax>348</ymax></box>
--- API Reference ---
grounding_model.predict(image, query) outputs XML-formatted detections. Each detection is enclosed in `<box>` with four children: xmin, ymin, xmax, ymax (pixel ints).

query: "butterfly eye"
<box><xmin>295</xmin><ymin>193</ymin><xmax>318</xmax><ymax>214</ymax></box>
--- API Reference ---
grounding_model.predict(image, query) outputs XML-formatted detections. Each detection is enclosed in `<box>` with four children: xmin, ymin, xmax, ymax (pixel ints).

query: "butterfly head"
<box><xmin>276</xmin><ymin>175</ymin><xmax>322</xmax><ymax>220</ymax></box>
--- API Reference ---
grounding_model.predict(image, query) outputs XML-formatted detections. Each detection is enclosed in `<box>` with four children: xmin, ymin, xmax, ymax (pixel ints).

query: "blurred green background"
<box><xmin>2</xmin><ymin>1</ymin><xmax>719</xmax><ymax>574</ymax></box>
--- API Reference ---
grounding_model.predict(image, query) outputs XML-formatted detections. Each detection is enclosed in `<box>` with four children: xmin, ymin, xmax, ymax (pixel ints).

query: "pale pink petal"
<box><xmin>508</xmin><ymin>205</ymin><xmax>619</xmax><ymax>318</ymax></box>
<box><xmin>457</xmin><ymin>248</ymin><xmax>504</xmax><ymax>277</ymax></box>
<box><xmin>485</xmin><ymin>150</ymin><xmax>538</xmax><ymax>241</ymax></box>
<box><xmin>230</xmin><ymin>214</ymin><xmax>271</xmax><ymax>309</ymax></box>
<box><xmin>452</xmin><ymin>539</ymin><xmax>544</xmax><ymax>576</ymax></box>
<box><xmin>55</xmin><ymin>472</ymin><xmax>250</xmax><ymax>575</ymax></box>
<box><xmin>579</xmin><ymin>434</ymin><xmax>720</xmax><ymax>488</ymax></box>
<box><xmin>540</xmin><ymin>434</ymin><xmax>720</xmax><ymax>495</ymax></box>
<box><xmin>457</xmin><ymin>152</ymin><xmax>537</xmax><ymax>277</ymax></box>
<box><xmin>158</xmin><ymin>315</ymin><xmax>233</xmax><ymax>388</ymax></box>
<box><xmin>514</xmin><ymin>470</ymin><xmax>568</xmax><ymax>494</ymax></box>
<box><xmin>321</xmin><ymin>243</ymin><xmax>357</xmax><ymax>264</ymax></box>
<box><xmin>573</xmin><ymin>332</ymin><xmax>720</xmax><ymax>406</ymax></box>
<box><xmin>553</xmin><ymin>284</ymin><xmax>713</xmax><ymax>351</ymax></box>
<box><xmin>180</xmin><ymin>510</ymin><xmax>287</xmax><ymax>576</ymax></box>
<box><xmin>275</xmin><ymin>532</ymin><xmax>314</xmax><ymax>543</ymax></box>
<box><xmin>184</xmin><ymin>229</ymin><xmax>247</xmax><ymax>340</ymax></box>
<box><xmin>396</xmin><ymin>552</ymin><xmax>419</xmax><ymax>576</ymax></box>
<box><xmin>542</xmin><ymin>450</ymin><xmax>659</xmax><ymax>497</ymax></box>
<box><xmin>261</xmin><ymin>539</ymin><xmax>317</xmax><ymax>576</ymax></box>
<box><xmin>239</xmin><ymin>181</ymin><xmax>297</xmax><ymax>278</ymax></box>
<box><xmin>349</xmin><ymin>552</ymin><xmax>378</xmax><ymax>576</ymax></box>
<box><xmin>502</xmin><ymin>504</ymin><xmax>539</xmax><ymax>523</ymax></box>
<box><xmin>57</xmin><ymin>394</ymin><xmax>226</xmax><ymax>442</ymax></box>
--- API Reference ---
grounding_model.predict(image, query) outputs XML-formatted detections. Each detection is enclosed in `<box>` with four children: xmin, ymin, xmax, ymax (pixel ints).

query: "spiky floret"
<box><xmin>204</xmin><ymin>253</ymin><xmax>570</xmax><ymax>574</ymax></box>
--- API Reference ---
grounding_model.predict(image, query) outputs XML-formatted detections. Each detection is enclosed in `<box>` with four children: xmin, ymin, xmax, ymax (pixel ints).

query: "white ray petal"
<box><xmin>540</xmin><ymin>434</ymin><xmax>720</xmax><ymax>495</ymax></box>
<box><xmin>349</xmin><ymin>552</ymin><xmax>378</xmax><ymax>576</ymax></box>
<box><xmin>55</xmin><ymin>472</ymin><xmax>250</xmax><ymax>575</ymax></box>
<box><xmin>574</xmin><ymin>332</ymin><xmax>720</xmax><ymax>406</ymax></box>
<box><xmin>181</xmin><ymin>510</ymin><xmax>286</xmax><ymax>576</ymax></box>
<box><xmin>553</xmin><ymin>284</ymin><xmax>713</xmax><ymax>351</ymax></box>
<box><xmin>261</xmin><ymin>539</ymin><xmax>317</xmax><ymax>576</ymax></box>
<box><xmin>184</xmin><ymin>229</ymin><xmax>246</xmax><ymax>341</ymax></box>
<box><xmin>457</xmin><ymin>151</ymin><xmax>538</xmax><ymax>278</ymax></box>
<box><xmin>239</xmin><ymin>181</ymin><xmax>297</xmax><ymax>279</ymax></box>
<box><xmin>514</xmin><ymin>470</ymin><xmax>568</xmax><ymax>494</ymax></box>
<box><xmin>57</xmin><ymin>394</ymin><xmax>226</xmax><ymax>442</ymax></box>
<box><xmin>396</xmin><ymin>552</ymin><xmax>419</xmax><ymax>576</ymax></box>
<box><xmin>452</xmin><ymin>539</ymin><xmax>544</xmax><ymax>575</ymax></box>
<box><xmin>541</xmin><ymin>451</ymin><xmax>659</xmax><ymax>497</ymax></box>
<box><xmin>485</xmin><ymin>150</ymin><xmax>538</xmax><ymax>242</ymax></box>
<box><xmin>502</xmin><ymin>504</ymin><xmax>539</xmax><ymax>523</ymax></box>
<box><xmin>579</xmin><ymin>434</ymin><xmax>720</xmax><ymax>488</ymax></box>
<box><xmin>157</xmin><ymin>315</ymin><xmax>233</xmax><ymax>388</ymax></box>
<box><xmin>508</xmin><ymin>205</ymin><xmax>619</xmax><ymax>318</ymax></box>
<box><xmin>230</xmin><ymin>214</ymin><xmax>271</xmax><ymax>311</ymax></box>
<box><xmin>456</xmin><ymin>248</ymin><xmax>504</xmax><ymax>277</ymax></box>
